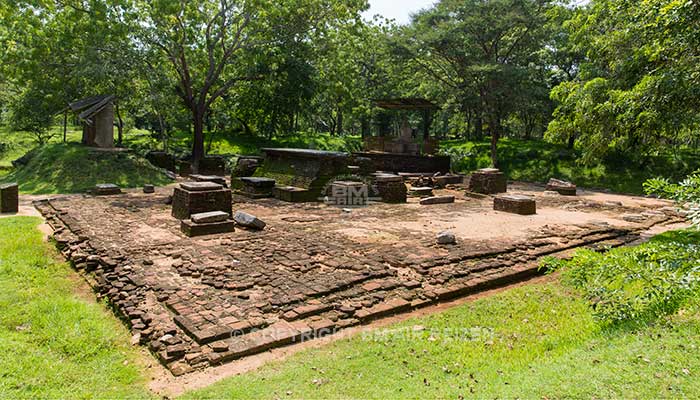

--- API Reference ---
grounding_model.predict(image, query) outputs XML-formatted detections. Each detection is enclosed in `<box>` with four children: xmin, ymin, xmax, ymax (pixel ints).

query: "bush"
<box><xmin>645</xmin><ymin>171</ymin><xmax>700</xmax><ymax>226</ymax></box>
<box><xmin>543</xmin><ymin>230</ymin><xmax>700</xmax><ymax>326</ymax></box>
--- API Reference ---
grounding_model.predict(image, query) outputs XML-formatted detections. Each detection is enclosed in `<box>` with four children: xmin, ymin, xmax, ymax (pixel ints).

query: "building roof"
<box><xmin>373</xmin><ymin>98</ymin><xmax>438</xmax><ymax>110</ymax></box>
<box><xmin>69</xmin><ymin>94</ymin><xmax>115</xmax><ymax>121</ymax></box>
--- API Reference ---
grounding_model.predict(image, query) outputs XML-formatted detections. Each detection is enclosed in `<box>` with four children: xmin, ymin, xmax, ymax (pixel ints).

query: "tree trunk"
<box><xmin>157</xmin><ymin>113</ymin><xmax>168</xmax><ymax>152</ymax></box>
<box><xmin>192</xmin><ymin>109</ymin><xmax>206</xmax><ymax>173</ymax></box>
<box><xmin>337</xmin><ymin>107</ymin><xmax>343</xmax><ymax>136</ymax></box>
<box><xmin>63</xmin><ymin>111</ymin><xmax>68</xmax><ymax>143</ymax></box>
<box><xmin>567</xmin><ymin>132</ymin><xmax>576</xmax><ymax>149</ymax></box>
<box><xmin>475</xmin><ymin>116</ymin><xmax>483</xmax><ymax>141</ymax></box>
<box><xmin>490</xmin><ymin>117</ymin><xmax>501</xmax><ymax>168</ymax></box>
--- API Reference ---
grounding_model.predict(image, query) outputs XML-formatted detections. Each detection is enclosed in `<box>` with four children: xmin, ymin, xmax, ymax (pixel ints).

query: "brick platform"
<box><xmin>0</xmin><ymin>183</ymin><xmax>18</xmax><ymax>213</ymax></box>
<box><xmin>33</xmin><ymin>188</ymin><xmax>679</xmax><ymax>376</ymax></box>
<box><xmin>171</xmin><ymin>182</ymin><xmax>232</xmax><ymax>220</ymax></box>
<box><xmin>494</xmin><ymin>194</ymin><xmax>537</xmax><ymax>215</ymax></box>
<box><xmin>468</xmin><ymin>169</ymin><xmax>507</xmax><ymax>194</ymax></box>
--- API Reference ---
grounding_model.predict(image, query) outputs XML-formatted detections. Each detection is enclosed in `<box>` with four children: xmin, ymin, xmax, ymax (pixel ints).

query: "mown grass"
<box><xmin>0</xmin><ymin>143</ymin><xmax>173</xmax><ymax>194</ymax></box>
<box><xmin>440</xmin><ymin>138</ymin><xmax>700</xmax><ymax>195</ymax></box>
<box><xmin>184</xmin><ymin>233</ymin><xmax>700</xmax><ymax>399</ymax></box>
<box><xmin>0</xmin><ymin>217</ymin><xmax>152</xmax><ymax>399</ymax></box>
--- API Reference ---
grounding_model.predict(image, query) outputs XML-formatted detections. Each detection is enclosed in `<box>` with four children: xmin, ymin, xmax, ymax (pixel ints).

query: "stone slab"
<box><xmin>239</xmin><ymin>177</ymin><xmax>276</xmax><ymax>188</ymax></box>
<box><xmin>191</xmin><ymin>211</ymin><xmax>230</xmax><ymax>224</ymax></box>
<box><xmin>190</xmin><ymin>174</ymin><xmax>228</xmax><ymax>188</ymax></box>
<box><xmin>420</xmin><ymin>196</ymin><xmax>455</xmax><ymax>205</ymax></box>
<box><xmin>494</xmin><ymin>194</ymin><xmax>536</xmax><ymax>215</ymax></box>
<box><xmin>93</xmin><ymin>184</ymin><xmax>121</xmax><ymax>196</ymax></box>
<box><xmin>180</xmin><ymin>219</ymin><xmax>235</xmax><ymax>237</ymax></box>
<box><xmin>546</xmin><ymin>178</ymin><xmax>577</xmax><ymax>196</ymax></box>
<box><xmin>180</xmin><ymin>182</ymin><xmax>224</xmax><ymax>192</ymax></box>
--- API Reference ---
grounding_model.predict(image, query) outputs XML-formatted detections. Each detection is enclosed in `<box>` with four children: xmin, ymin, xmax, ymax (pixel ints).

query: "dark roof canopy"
<box><xmin>373</xmin><ymin>98</ymin><xmax>438</xmax><ymax>110</ymax></box>
<box><xmin>69</xmin><ymin>94</ymin><xmax>115</xmax><ymax>120</ymax></box>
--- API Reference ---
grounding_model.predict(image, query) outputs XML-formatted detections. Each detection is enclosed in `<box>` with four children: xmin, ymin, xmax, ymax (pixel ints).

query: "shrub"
<box><xmin>645</xmin><ymin>171</ymin><xmax>700</xmax><ymax>226</ymax></box>
<box><xmin>543</xmin><ymin>230</ymin><xmax>700</xmax><ymax>326</ymax></box>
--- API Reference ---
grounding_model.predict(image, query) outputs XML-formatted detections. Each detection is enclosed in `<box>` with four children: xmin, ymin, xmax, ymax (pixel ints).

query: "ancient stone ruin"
<box><xmin>494</xmin><ymin>194</ymin><xmax>537</xmax><ymax>215</ymax></box>
<box><xmin>0</xmin><ymin>182</ymin><xmax>19</xmax><ymax>213</ymax></box>
<box><xmin>468</xmin><ymin>168</ymin><xmax>508</xmax><ymax>194</ymax></box>
<box><xmin>35</xmin><ymin>186</ymin><xmax>682</xmax><ymax>376</ymax></box>
<box><xmin>171</xmin><ymin>182</ymin><xmax>232</xmax><ymax>220</ymax></box>
<box><xmin>69</xmin><ymin>95</ymin><xmax>116</xmax><ymax>149</ymax></box>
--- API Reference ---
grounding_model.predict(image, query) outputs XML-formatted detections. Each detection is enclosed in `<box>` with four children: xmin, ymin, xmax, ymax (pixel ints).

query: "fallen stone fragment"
<box><xmin>191</xmin><ymin>211</ymin><xmax>230</xmax><ymax>224</ymax></box>
<box><xmin>233</xmin><ymin>211</ymin><xmax>267</xmax><ymax>230</ymax></box>
<box><xmin>420</xmin><ymin>195</ymin><xmax>455</xmax><ymax>205</ymax></box>
<box><xmin>546</xmin><ymin>178</ymin><xmax>577</xmax><ymax>196</ymax></box>
<box><xmin>143</xmin><ymin>184</ymin><xmax>155</xmax><ymax>194</ymax></box>
<box><xmin>437</xmin><ymin>231</ymin><xmax>457</xmax><ymax>245</ymax></box>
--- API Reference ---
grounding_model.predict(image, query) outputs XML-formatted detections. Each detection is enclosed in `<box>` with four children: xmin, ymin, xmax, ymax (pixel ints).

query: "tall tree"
<box><xmin>393</xmin><ymin>0</ymin><xmax>556</xmax><ymax>166</ymax></box>
<box><xmin>546</xmin><ymin>0</ymin><xmax>700</xmax><ymax>163</ymax></box>
<box><xmin>138</xmin><ymin>0</ymin><xmax>366</xmax><ymax>171</ymax></box>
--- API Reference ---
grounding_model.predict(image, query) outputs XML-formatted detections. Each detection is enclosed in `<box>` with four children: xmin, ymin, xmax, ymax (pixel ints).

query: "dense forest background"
<box><xmin>0</xmin><ymin>0</ymin><xmax>698</xmax><ymax>168</ymax></box>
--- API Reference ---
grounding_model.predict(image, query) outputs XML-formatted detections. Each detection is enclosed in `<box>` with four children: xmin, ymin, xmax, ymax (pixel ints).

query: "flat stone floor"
<box><xmin>34</xmin><ymin>182</ymin><xmax>684</xmax><ymax>376</ymax></box>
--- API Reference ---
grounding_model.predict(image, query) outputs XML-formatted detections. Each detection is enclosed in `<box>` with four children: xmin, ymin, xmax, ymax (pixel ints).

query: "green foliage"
<box><xmin>547</xmin><ymin>0</ymin><xmax>700</xmax><ymax>162</ymax></box>
<box><xmin>645</xmin><ymin>171</ymin><xmax>700</xmax><ymax>226</ymax></box>
<box><xmin>0</xmin><ymin>143</ymin><xmax>173</xmax><ymax>194</ymax></box>
<box><xmin>0</xmin><ymin>217</ymin><xmax>151</xmax><ymax>399</ymax></box>
<box><xmin>441</xmin><ymin>137</ymin><xmax>700</xmax><ymax>194</ymax></box>
<box><xmin>545</xmin><ymin>230</ymin><xmax>700</xmax><ymax>326</ymax></box>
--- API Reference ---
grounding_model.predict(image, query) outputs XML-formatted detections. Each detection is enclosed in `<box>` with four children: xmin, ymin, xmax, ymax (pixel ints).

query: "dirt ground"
<box><xmin>27</xmin><ymin>180</ymin><xmax>686</xmax><ymax>392</ymax></box>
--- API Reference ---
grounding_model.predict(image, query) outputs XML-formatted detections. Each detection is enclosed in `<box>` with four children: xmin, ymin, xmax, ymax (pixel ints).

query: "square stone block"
<box><xmin>190</xmin><ymin>174</ymin><xmax>228</xmax><ymax>188</ymax></box>
<box><xmin>494</xmin><ymin>194</ymin><xmax>536</xmax><ymax>215</ymax></box>
<box><xmin>181</xmin><ymin>219</ymin><xmax>235</xmax><ymax>237</ymax></box>
<box><xmin>374</xmin><ymin>175</ymin><xmax>407</xmax><ymax>203</ymax></box>
<box><xmin>0</xmin><ymin>183</ymin><xmax>19</xmax><ymax>213</ymax></box>
<box><xmin>468</xmin><ymin>169</ymin><xmax>507</xmax><ymax>194</ymax></box>
<box><xmin>172</xmin><ymin>186</ymin><xmax>232</xmax><ymax>220</ymax></box>
<box><xmin>273</xmin><ymin>186</ymin><xmax>313</xmax><ymax>203</ymax></box>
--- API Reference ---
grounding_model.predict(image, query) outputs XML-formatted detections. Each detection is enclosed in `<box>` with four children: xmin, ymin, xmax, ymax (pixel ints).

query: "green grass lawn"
<box><xmin>185</xmin><ymin>249</ymin><xmax>700</xmax><ymax>398</ymax></box>
<box><xmin>0</xmin><ymin>217</ymin><xmax>152</xmax><ymax>399</ymax></box>
<box><xmin>0</xmin><ymin>143</ymin><xmax>173</xmax><ymax>194</ymax></box>
<box><xmin>1</xmin><ymin>216</ymin><xmax>698</xmax><ymax>398</ymax></box>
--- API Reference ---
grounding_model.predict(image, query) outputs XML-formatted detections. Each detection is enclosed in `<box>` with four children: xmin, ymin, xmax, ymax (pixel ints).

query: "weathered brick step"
<box><xmin>432</xmin><ymin>263</ymin><xmax>541</xmax><ymax>302</ymax></box>
<box><xmin>174</xmin><ymin>315</ymin><xmax>262</xmax><ymax>345</ymax></box>
<box><xmin>208</xmin><ymin>319</ymin><xmax>337</xmax><ymax>366</ymax></box>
